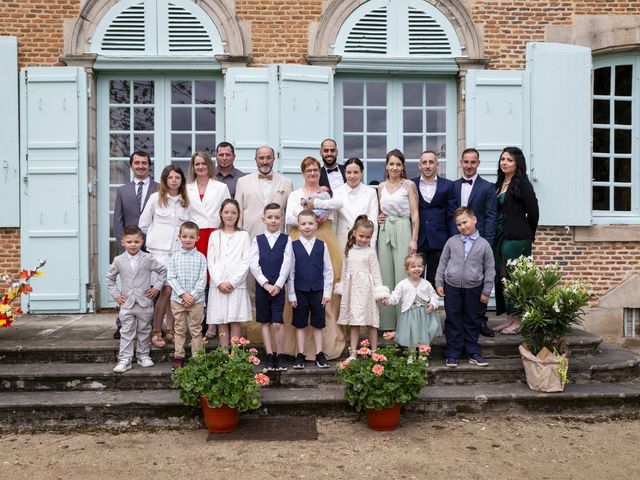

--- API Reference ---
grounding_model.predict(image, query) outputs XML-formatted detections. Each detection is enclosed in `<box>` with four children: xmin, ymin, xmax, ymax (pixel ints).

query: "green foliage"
<box><xmin>171</xmin><ymin>337</ymin><xmax>269</xmax><ymax>413</ymax></box>
<box><xmin>336</xmin><ymin>338</ymin><xmax>429</xmax><ymax>412</ymax></box>
<box><xmin>503</xmin><ymin>256</ymin><xmax>590</xmax><ymax>356</ymax></box>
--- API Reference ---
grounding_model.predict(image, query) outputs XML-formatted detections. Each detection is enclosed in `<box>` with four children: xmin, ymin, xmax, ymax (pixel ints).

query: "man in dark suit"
<box><xmin>412</xmin><ymin>150</ymin><xmax>457</xmax><ymax>288</ymax></box>
<box><xmin>453</xmin><ymin>147</ymin><xmax>497</xmax><ymax>337</ymax></box>
<box><xmin>112</xmin><ymin>150</ymin><xmax>158</xmax><ymax>338</ymax></box>
<box><xmin>318</xmin><ymin>138</ymin><xmax>346</xmax><ymax>194</ymax></box>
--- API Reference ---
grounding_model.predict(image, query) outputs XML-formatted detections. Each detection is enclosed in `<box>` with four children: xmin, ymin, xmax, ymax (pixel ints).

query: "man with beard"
<box><xmin>318</xmin><ymin>138</ymin><xmax>346</xmax><ymax>194</ymax></box>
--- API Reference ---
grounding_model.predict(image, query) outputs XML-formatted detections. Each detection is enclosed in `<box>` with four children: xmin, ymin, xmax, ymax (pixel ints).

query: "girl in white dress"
<box><xmin>335</xmin><ymin>215</ymin><xmax>389</xmax><ymax>355</ymax></box>
<box><xmin>334</xmin><ymin>158</ymin><xmax>379</xmax><ymax>248</ymax></box>
<box><xmin>139</xmin><ymin>165</ymin><xmax>191</xmax><ymax>348</ymax></box>
<box><xmin>206</xmin><ymin>199</ymin><xmax>252</xmax><ymax>346</ymax></box>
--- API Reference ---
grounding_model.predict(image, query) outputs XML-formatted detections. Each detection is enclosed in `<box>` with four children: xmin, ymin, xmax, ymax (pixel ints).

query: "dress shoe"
<box><xmin>113</xmin><ymin>327</ymin><xmax>121</xmax><ymax>339</ymax></box>
<box><xmin>479</xmin><ymin>324</ymin><xmax>495</xmax><ymax>337</ymax></box>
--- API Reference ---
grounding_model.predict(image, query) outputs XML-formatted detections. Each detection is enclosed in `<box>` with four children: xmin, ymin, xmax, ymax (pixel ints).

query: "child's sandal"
<box><xmin>151</xmin><ymin>332</ymin><xmax>166</xmax><ymax>348</ymax></box>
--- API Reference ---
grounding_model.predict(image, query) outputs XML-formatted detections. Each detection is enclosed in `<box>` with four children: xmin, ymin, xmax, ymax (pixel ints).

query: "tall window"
<box><xmin>593</xmin><ymin>58</ymin><xmax>637</xmax><ymax>215</ymax></box>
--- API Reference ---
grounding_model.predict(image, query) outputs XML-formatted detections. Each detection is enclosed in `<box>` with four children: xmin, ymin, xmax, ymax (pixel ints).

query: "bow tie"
<box><xmin>462</xmin><ymin>178</ymin><xmax>473</xmax><ymax>185</ymax></box>
<box><xmin>326</xmin><ymin>167</ymin><xmax>339</xmax><ymax>174</ymax></box>
<box><xmin>461</xmin><ymin>234</ymin><xmax>477</xmax><ymax>243</ymax></box>
<box><xmin>258</xmin><ymin>173</ymin><xmax>273</xmax><ymax>180</ymax></box>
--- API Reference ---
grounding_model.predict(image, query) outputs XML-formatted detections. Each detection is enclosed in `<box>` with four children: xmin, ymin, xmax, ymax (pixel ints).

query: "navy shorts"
<box><xmin>291</xmin><ymin>290</ymin><xmax>325</xmax><ymax>329</ymax></box>
<box><xmin>255</xmin><ymin>284</ymin><xmax>285</xmax><ymax>324</ymax></box>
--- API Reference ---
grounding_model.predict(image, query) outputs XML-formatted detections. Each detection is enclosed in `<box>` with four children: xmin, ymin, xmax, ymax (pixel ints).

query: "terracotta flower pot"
<box><xmin>200</xmin><ymin>397</ymin><xmax>240</xmax><ymax>433</ymax></box>
<box><xmin>365</xmin><ymin>403</ymin><xmax>401</xmax><ymax>431</ymax></box>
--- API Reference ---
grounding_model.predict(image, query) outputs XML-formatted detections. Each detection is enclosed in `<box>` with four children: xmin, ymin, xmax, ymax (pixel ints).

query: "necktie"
<box><xmin>258</xmin><ymin>173</ymin><xmax>273</xmax><ymax>180</ymax></box>
<box><xmin>462</xmin><ymin>178</ymin><xmax>473</xmax><ymax>185</ymax></box>
<box><xmin>326</xmin><ymin>167</ymin><xmax>339</xmax><ymax>174</ymax></box>
<box><xmin>136</xmin><ymin>181</ymin><xmax>144</xmax><ymax>212</ymax></box>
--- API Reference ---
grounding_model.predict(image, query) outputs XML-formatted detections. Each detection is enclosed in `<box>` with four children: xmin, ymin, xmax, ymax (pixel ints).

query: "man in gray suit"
<box><xmin>112</xmin><ymin>150</ymin><xmax>158</xmax><ymax>338</ymax></box>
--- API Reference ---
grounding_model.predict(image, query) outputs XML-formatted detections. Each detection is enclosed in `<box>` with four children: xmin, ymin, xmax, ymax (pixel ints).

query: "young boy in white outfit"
<box><xmin>106</xmin><ymin>226</ymin><xmax>167</xmax><ymax>373</ymax></box>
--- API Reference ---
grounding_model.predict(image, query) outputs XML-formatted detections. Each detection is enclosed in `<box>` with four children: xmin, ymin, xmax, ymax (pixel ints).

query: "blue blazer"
<box><xmin>113</xmin><ymin>179</ymin><xmax>158</xmax><ymax>253</ymax></box>
<box><xmin>453</xmin><ymin>175</ymin><xmax>497</xmax><ymax>247</ymax></box>
<box><xmin>412</xmin><ymin>175</ymin><xmax>457</xmax><ymax>251</ymax></box>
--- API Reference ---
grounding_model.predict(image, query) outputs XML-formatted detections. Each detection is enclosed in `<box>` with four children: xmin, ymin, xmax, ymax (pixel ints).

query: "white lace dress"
<box><xmin>335</xmin><ymin>245</ymin><xmax>388</xmax><ymax>328</ymax></box>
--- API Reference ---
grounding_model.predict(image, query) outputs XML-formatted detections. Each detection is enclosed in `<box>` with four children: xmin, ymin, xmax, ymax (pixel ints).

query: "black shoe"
<box><xmin>316</xmin><ymin>351</ymin><xmax>329</xmax><ymax>369</ymax></box>
<box><xmin>264</xmin><ymin>353</ymin><xmax>276</xmax><ymax>372</ymax></box>
<box><xmin>293</xmin><ymin>353</ymin><xmax>305</xmax><ymax>369</ymax></box>
<box><xmin>479</xmin><ymin>324</ymin><xmax>495</xmax><ymax>337</ymax></box>
<box><xmin>276</xmin><ymin>354</ymin><xmax>288</xmax><ymax>371</ymax></box>
<box><xmin>113</xmin><ymin>327</ymin><xmax>121</xmax><ymax>339</ymax></box>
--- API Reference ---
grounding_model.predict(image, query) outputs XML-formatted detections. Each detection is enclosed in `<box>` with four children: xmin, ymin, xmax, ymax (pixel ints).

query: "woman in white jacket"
<box><xmin>139</xmin><ymin>165</ymin><xmax>191</xmax><ymax>348</ymax></box>
<box><xmin>185</xmin><ymin>151</ymin><xmax>230</xmax><ymax>338</ymax></box>
<box><xmin>334</xmin><ymin>157</ymin><xmax>379</xmax><ymax>249</ymax></box>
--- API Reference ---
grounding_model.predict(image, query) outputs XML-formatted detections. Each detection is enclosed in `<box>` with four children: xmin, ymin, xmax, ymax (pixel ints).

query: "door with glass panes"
<box><xmin>97</xmin><ymin>74</ymin><xmax>223</xmax><ymax>306</ymax></box>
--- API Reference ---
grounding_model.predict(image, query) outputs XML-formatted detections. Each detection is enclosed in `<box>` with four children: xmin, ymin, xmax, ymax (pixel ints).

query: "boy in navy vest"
<box><xmin>287</xmin><ymin>209</ymin><xmax>334</xmax><ymax>369</ymax></box>
<box><xmin>249</xmin><ymin>203</ymin><xmax>292</xmax><ymax>372</ymax></box>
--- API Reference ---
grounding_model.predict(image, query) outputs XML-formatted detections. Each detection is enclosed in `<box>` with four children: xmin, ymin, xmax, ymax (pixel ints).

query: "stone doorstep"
<box><xmin>2</xmin><ymin>382</ymin><xmax>640</xmax><ymax>429</ymax></box>
<box><xmin>1</xmin><ymin>344</ymin><xmax>638</xmax><ymax>392</ymax></box>
<box><xmin>0</xmin><ymin>330</ymin><xmax>604</xmax><ymax>364</ymax></box>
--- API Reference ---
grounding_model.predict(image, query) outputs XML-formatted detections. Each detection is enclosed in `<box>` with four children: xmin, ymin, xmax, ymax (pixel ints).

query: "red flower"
<box><xmin>372</xmin><ymin>364</ymin><xmax>384</xmax><ymax>376</ymax></box>
<box><xmin>19</xmin><ymin>270</ymin><xmax>29</xmax><ymax>280</ymax></box>
<box><xmin>22</xmin><ymin>284</ymin><xmax>33</xmax><ymax>294</ymax></box>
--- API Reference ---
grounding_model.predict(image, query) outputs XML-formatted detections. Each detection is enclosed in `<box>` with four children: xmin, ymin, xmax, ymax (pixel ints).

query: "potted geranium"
<box><xmin>171</xmin><ymin>335</ymin><xmax>270</xmax><ymax>433</ymax></box>
<box><xmin>336</xmin><ymin>333</ymin><xmax>429</xmax><ymax>431</ymax></box>
<box><xmin>502</xmin><ymin>256</ymin><xmax>589</xmax><ymax>392</ymax></box>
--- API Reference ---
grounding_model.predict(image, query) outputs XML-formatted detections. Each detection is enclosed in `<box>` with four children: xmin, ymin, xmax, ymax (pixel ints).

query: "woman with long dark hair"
<box><xmin>492</xmin><ymin>146</ymin><xmax>539</xmax><ymax>334</ymax></box>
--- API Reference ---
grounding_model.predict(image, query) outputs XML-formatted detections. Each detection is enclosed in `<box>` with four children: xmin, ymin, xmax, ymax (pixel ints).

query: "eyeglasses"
<box><xmin>304</xmin><ymin>168</ymin><xmax>320</xmax><ymax>173</ymax></box>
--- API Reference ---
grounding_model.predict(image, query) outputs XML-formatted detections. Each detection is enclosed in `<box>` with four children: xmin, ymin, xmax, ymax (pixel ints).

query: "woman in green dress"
<box><xmin>492</xmin><ymin>146</ymin><xmax>539</xmax><ymax>334</ymax></box>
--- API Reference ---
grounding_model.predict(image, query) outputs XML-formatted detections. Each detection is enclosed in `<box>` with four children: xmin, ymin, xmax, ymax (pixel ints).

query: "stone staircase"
<box><xmin>1</xmin><ymin>313</ymin><xmax>640</xmax><ymax>429</ymax></box>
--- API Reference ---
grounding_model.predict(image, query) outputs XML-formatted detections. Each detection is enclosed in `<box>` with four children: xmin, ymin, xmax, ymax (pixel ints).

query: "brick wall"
<box><xmin>0</xmin><ymin>229</ymin><xmax>21</xmax><ymax>296</ymax></box>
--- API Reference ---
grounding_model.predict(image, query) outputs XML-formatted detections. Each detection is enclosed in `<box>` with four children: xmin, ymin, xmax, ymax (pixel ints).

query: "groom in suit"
<box><xmin>112</xmin><ymin>150</ymin><xmax>158</xmax><ymax>338</ymax></box>
<box><xmin>454</xmin><ymin>147</ymin><xmax>497</xmax><ymax>337</ymax></box>
<box><xmin>412</xmin><ymin>150</ymin><xmax>457</xmax><ymax>288</ymax></box>
<box><xmin>235</xmin><ymin>145</ymin><xmax>293</xmax><ymax>239</ymax></box>
<box><xmin>319</xmin><ymin>138</ymin><xmax>346</xmax><ymax>194</ymax></box>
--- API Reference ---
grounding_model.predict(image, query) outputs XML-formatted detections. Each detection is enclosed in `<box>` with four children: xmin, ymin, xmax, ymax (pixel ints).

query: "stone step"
<box><xmin>3</xmin><ymin>380</ymin><xmax>640</xmax><ymax>430</ymax></box>
<box><xmin>1</xmin><ymin>343</ymin><xmax>636</xmax><ymax>392</ymax></box>
<box><xmin>0</xmin><ymin>329</ymin><xmax>603</xmax><ymax>364</ymax></box>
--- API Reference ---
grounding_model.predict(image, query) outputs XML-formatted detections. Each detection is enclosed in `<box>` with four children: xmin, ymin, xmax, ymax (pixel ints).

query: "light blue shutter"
<box><xmin>224</xmin><ymin>67</ymin><xmax>278</xmax><ymax>171</ymax></box>
<box><xmin>465</xmin><ymin>69</ymin><xmax>526</xmax><ymax>184</ymax></box>
<box><xmin>527</xmin><ymin>42</ymin><xmax>592</xmax><ymax>226</ymax></box>
<box><xmin>20</xmin><ymin>67</ymin><xmax>88</xmax><ymax>312</ymax></box>
<box><xmin>276</xmin><ymin>65</ymin><xmax>333</xmax><ymax>188</ymax></box>
<box><xmin>0</xmin><ymin>37</ymin><xmax>19</xmax><ymax>226</ymax></box>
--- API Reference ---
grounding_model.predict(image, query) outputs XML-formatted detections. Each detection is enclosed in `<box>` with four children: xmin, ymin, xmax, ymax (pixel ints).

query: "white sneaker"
<box><xmin>136</xmin><ymin>357</ymin><xmax>154</xmax><ymax>367</ymax></box>
<box><xmin>113</xmin><ymin>361</ymin><xmax>132</xmax><ymax>373</ymax></box>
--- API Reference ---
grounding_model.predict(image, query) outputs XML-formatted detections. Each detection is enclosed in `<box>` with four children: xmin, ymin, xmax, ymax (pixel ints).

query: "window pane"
<box><xmin>195</xmin><ymin>108</ymin><xmax>215</xmax><ymax>131</ymax></box>
<box><xmin>367</xmin><ymin>162</ymin><xmax>385</xmax><ymax>184</ymax></box>
<box><xmin>133</xmin><ymin>134</ymin><xmax>154</xmax><ymax>156</ymax></box>
<box><xmin>344</xmin><ymin>135</ymin><xmax>363</xmax><ymax>158</ymax></box>
<box><xmin>593</xmin><ymin>67</ymin><xmax>611</xmax><ymax>96</ymax></box>
<box><xmin>110</xmin><ymin>160</ymin><xmax>130</xmax><ymax>184</ymax></box>
<box><xmin>110</xmin><ymin>134</ymin><xmax>130</xmax><ymax>157</ymax></box>
<box><xmin>592</xmin><ymin>99</ymin><xmax>609</xmax><ymax>125</ymax></box>
<box><xmin>109</xmin><ymin>107</ymin><xmax>130</xmax><ymax>130</ymax></box>
<box><xmin>615</xmin><ymin>65</ymin><xmax>633</xmax><ymax>96</ymax></box>
<box><xmin>343</xmin><ymin>83</ymin><xmax>364</xmax><ymax>106</ymax></box>
<box><xmin>195</xmin><ymin>80</ymin><xmax>215</xmax><ymax>105</ymax></box>
<box><xmin>344</xmin><ymin>109</ymin><xmax>363</xmax><ymax>132</ymax></box>
<box><xmin>367</xmin><ymin>110</ymin><xmax>386</xmax><ymax>133</ymax></box>
<box><xmin>403</xmin><ymin>83</ymin><xmax>422</xmax><ymax>107</ymax></box>
<box><xmin>614</xmin><ymin>158</ymin><xmax>631</xmax><ymax>182</ymax></box>
<box><xmin>133</xmin><ymin>107</ymin><xmax>154</xmax><ymax>131</ymax></box>
<box><xmin>614</xmin><ymin>129</ymin><xmax>631</xmax><ymax>154</ymax></box>
<box><xmin>366</xmin><ymin>136</ymin><xmax>386</xmax><ymax>158</ymax></box>
<box><xmin>404</xmin><ymin>161</ymin><xmax>420</xmax><ymax>179</ymax></box>
<box><xmin>195</xmin><ymin>134</ymin><xmax>216</xmax><ymax>153</ymax></box>
<box><xmin>172</xmin><ymin>107</ymin><xmax>191</xmax><ymax>131</ymax></box>
<box><xmin>172</xmin><ymin>160</ymin><xmax>190</xmax><ymax>176</ymax></box>
<box><xmin>133</xmin><ymin>81</ymin><xmax>154</xmax><ymax>104</ymax></box>
<box><xmin>614</xmin><ymin>100</ymin><xmax>631</xmax><ymax>125</ymax></box>
<box><xmin>171</xmin><ymin>81</ymin><xmax>192</xmax><ymax>104</ymax></box>
<box><xmin>592</xmin><ymin>186</ymin><xmax>610</xmax><ymax>210</ymax></box>
<box><xmin>426</xmin><ymin>83</ymin><xmax>446</xmax><ymax>107</ymax></box>
<box><xmin>593</xmin><ymin>128</ymin><xmax>610</xmax><ymax>153</ymax></box>
<box><xmin>172</xmin><ymin>134</ymin><xmax>192</xmax><ymax>157</ymax></box>
<box><xmin>110</xmin><ymin>80</ymin><xmax>130</xmax><ymax>104</ymax></box>
<box><xmin>426</xmin><ymin>135</ymin><xmax>447</xmax><ymax>158</ymax></box>
<box><xmin>403</xmin><ymin>135</ymin><xmax>423</xmax><ymax>159</ymax></box>
<box><xmin>367</xmin><ymin>83</ymin><xmax>386</xmax><ymax>106</ymax></box>
<box><xmin>427</xmin><ymin>110</ymin><xmax>446</xmax><ymax>133</ymax></box>
<box><xmin>403</xmin><ymin>110</ymin><xmax>422</xmax><ymax>133</ymax></box>
<box><xmin>593</xmin><ymin>157</ymin><xmax>610</xmax><ymax>182</ymax></box>
<box><xmin>614</xmin><ymin>187</ymin><xmax>631</xmax><ymax>211</ymax></box>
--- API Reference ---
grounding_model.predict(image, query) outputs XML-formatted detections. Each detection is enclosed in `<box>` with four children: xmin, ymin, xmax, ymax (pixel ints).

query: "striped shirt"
<box><xmin>167</xmin><ymin>248</ymin><xmax>207</xmax><ymax>304</ymax></box>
